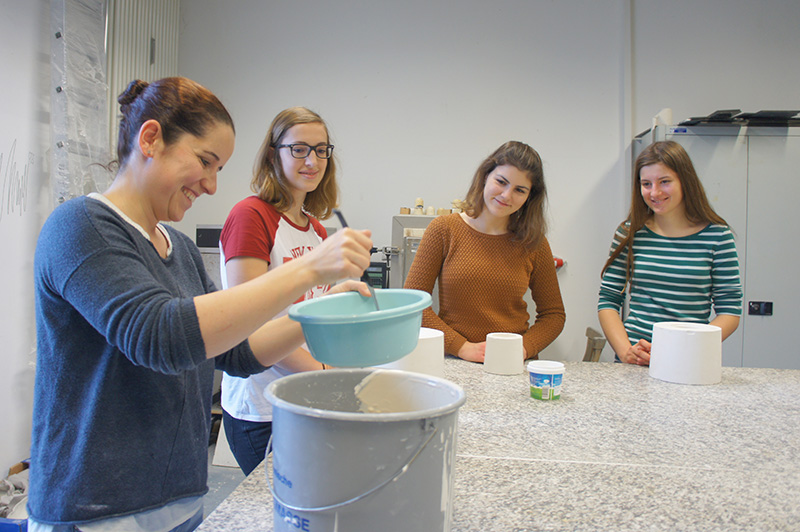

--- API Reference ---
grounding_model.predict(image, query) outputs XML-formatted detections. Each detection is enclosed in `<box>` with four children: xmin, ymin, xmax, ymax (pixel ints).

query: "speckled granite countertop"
<box><xmin>198</xmin><ymin>359</ymin><xmax>800</xmax><ymax>530</ymax></box>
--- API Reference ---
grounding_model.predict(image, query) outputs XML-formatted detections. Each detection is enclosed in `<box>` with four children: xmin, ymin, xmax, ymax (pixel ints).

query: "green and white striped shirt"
<box><xmin>598</xmin><ymin>223</ymin><xmax>742</xmax><ymax>343</ymax></box>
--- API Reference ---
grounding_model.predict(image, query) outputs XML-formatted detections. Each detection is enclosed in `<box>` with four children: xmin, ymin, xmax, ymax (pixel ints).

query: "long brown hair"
<box><xmin>461</xmin><ymin>141</ymin><xmax>548</xmax><ymax>249</ymax></box>
<box><xmin>601</xmin><ymin>140</ymin><xmax>728</xmax><ymax>284</ymax></box>
<box><xmin>250</xmin><ymin>107</ymin><xmax>338</xmax><ymax>220</ymax></box>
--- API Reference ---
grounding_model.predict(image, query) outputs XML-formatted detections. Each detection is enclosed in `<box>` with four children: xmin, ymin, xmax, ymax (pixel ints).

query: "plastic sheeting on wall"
<box><xmin>50</xmin><ymin>0</ymin><xmax>111</xmax><ymax>205</ymax></box>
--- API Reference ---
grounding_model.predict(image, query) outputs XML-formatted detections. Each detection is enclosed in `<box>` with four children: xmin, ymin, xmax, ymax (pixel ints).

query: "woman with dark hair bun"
<box><xmin>598</xmin><ymin>140</ymin><xmax>743</xmax><ymax>365</ymax></box>
<box><xmin>404</xmin><ymin>141</ymin><xmax>565</xmax><ymax>363</ymax></box>
<box><xmin>28</xmin><ymin>78</ymin><xmax>373</xmax><ymax>530</ymax></box>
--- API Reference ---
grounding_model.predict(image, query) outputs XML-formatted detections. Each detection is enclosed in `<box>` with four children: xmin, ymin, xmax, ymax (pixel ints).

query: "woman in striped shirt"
<box><xmin>598</xmin><ymin>141</ymin><xmax>742</xmax><ymax>365</ymax></box>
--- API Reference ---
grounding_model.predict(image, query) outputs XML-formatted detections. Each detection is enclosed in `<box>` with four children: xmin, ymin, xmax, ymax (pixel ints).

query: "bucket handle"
<box><xmin>265</xmin><ymin>422</ymin><xmax>438</xmax><ymax>513</ymax></box>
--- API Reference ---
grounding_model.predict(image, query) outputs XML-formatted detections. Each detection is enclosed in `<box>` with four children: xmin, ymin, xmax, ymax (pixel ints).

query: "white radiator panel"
<box><xmin>106</xmin><ymin>0</ymin><xmax>180</xmax><ymax>156</ymax></box>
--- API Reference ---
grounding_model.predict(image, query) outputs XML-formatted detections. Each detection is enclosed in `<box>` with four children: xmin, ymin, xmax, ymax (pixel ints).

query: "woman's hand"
<box><xmin>599</xmin><ymin>309</ymin><xmax>652</xmax><ymax>366</ymax></box>
<box><xmin>457</xmin><ymin>341</ymin><xmax>486</xmax><ymax>363</ymax></box>
<box><xmin>623</xmin><ymin>339</ymin><xmax>651</xmax><ymax>365</ymax></box>
<box><xmin>327</xmin><ymin>280</ymin><xmax>373</xmax><ymax>298</ymax></box>
<box><xmin>301</xmin><ymin>228</ymin><xmax>373</xmax><ymax>286</ymax></box>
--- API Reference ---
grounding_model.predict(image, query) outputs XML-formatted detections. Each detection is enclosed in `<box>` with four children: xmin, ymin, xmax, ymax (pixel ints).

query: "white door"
<box><xmin>741</xmin><ymin>134</ymin><xmax>800</xmax><ymax>369</ymax></box>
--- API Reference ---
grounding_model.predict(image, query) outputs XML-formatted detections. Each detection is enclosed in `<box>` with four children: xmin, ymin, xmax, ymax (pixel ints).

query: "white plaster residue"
<box><xmin>354</xmin><ymin>371</ymin><xmax>427</xmax><ymax>413</ymax></box>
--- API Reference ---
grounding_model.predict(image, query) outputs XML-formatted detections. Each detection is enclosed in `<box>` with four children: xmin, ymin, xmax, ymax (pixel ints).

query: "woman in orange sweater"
<box><xmin>404</xmin><ymin>141</ymin><xmax>565</xmax><ymax>362</ymax></box>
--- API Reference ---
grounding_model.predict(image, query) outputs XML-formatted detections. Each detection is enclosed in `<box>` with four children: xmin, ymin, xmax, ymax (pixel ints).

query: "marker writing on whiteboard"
<box><xmin>0</xmin><ymin>139</ymin><xmax>32</xmax><ymax>223</ymax></box>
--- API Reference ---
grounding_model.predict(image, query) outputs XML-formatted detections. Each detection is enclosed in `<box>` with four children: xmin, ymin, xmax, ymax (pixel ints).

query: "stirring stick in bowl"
<box><xmin>333</xmin><ymin>209</ymin><xmax>381</xmax><ymax>311</ymax></box>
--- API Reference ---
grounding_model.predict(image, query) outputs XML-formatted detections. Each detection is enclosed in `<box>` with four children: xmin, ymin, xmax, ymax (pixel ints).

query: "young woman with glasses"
<box><xmin>597</xmin><ymin>140</ymin><xmax>743</xmax><ymax>365</ymax></box>
<box><xmin>218</xmin><ymin>107</ymin><xmax>340</xmax><ymax>475</ymax></box>
<box><xmin>404</xmin><ymin>141</ymin><xmax>566</xmax><ymax>363</ymax></box>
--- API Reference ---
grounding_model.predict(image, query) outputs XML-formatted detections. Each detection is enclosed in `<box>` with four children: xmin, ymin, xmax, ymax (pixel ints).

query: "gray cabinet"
<box><xmin>635</xmin><ymin>126</ymin><xmax>800</xmax><ymax>369</ymax></box>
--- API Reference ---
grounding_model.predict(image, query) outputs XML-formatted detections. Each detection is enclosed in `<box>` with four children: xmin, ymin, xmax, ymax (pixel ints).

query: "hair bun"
<box><xmin>118</xmin><ymin>80</ymin><xmax>149</xmax><ymax>107</ymax></box>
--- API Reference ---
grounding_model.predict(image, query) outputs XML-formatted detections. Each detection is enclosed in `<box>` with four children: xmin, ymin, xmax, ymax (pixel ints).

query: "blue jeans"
<box><xmin>222</xmin><ymin>409</ymin><xmax>272</xmax><ymax>476</ymax></box>
<box><xmin>170</xmin><ymin>508</ymin><xmax>203</xmax><ymax>532</ymax></box>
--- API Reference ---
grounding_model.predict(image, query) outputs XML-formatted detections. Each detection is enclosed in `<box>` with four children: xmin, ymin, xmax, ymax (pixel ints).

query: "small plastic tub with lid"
<box><xmin>527</xmin><ymin>360</ymin><xmax>564</xmax><ymax>400</ymax></box>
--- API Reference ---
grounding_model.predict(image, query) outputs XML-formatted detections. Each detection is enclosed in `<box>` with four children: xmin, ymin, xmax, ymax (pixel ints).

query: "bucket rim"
<box><xmin>287</xmin><ymin>289</ymin><xmax>432</xmax><ymax>324</ymax></box>
<box><xmin>265</xmin><ymin>368</ymin><xmax>466</xmax><ymax>421</ymax></box>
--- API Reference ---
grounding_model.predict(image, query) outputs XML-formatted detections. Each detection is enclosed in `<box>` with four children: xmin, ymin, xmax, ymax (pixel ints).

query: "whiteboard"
<box><xmin>0</xmin><ymin>0</ymin><xmax>50</xmax><ymax>473</ymax></box>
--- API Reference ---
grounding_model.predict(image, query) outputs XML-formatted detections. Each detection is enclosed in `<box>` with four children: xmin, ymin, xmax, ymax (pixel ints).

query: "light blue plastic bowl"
<box><xmin>288</xmin><ymin>289</ymin><xmax>432</xmax><ymax>367</ymax></box>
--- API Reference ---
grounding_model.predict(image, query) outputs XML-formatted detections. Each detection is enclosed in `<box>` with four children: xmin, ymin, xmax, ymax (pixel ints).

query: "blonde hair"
<box><xmin>250</xmin><ymin>107</ymin><xmax>338</xmax><ymax>219</ymax></box>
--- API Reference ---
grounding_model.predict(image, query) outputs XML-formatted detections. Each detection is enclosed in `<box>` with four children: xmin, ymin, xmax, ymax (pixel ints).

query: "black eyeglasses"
<box><xmin>276</xmin><ymin>143</ymin><xmax>334</xmax><ymax>159</ymax></box>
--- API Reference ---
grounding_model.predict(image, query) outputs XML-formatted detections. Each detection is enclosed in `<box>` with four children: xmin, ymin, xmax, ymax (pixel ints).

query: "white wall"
<box><xmin>0</xmin><ymin>0</ymin><xmax>51</xmax><ymax>475</ymax></box>
<box><xmin>632</xmin><ymin>0</ymin><xmax>800</xmax><ymax>134</ymax></box>
<box><xmin>175</xmin><ymin>0</ymin><xmax>632</xmax><ymax>362</ymax></box>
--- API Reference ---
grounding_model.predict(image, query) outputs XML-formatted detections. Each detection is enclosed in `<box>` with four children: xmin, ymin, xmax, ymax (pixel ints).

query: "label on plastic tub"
<box><xmin>529</xmin><ymin>372</ymin><xmax>562</xmax><ymax>400</ymax></box>
<box><xmin>527</xmin><ymin>360</ymin><xmax>564</xmax><ymax>400</ymax></box>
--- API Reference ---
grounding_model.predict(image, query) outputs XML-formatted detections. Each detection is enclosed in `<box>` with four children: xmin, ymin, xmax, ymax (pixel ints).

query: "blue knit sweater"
<box><xmin>29</xmin><ymin>196</ymin><xmax>266</xmax><ymax>524</ymax></box>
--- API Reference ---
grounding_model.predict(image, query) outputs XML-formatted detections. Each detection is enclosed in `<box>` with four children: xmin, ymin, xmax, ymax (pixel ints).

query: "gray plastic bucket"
<box><xmin>265</xmin><ymin>368</ymin><xmax>466</xmax><ymax>532</ymax></box>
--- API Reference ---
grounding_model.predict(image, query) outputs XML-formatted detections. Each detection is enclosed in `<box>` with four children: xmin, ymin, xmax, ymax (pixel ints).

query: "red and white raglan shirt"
<box><xmin>219</xmin><ymin>195</ymin><xmax>330</xmax><ymax>422</ymax></box>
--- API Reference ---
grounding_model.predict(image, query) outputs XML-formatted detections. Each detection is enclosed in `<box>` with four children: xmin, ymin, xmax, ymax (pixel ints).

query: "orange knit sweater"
<box><xmin>404</xmin><ymin>213</ymin><xmax>566</xmax><ymax>358</ymax></box>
